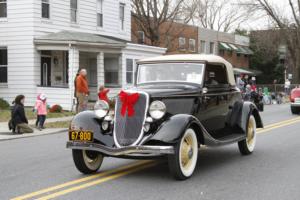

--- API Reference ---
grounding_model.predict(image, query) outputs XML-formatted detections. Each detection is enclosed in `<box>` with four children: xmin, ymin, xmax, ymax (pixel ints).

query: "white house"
<box><xmin>0</xmin><ymin>0</ymin><xmax>166</xmax><ymax>110</ymax></box>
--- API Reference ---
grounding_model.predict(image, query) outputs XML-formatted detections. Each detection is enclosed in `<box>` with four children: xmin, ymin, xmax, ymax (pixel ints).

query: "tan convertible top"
<box><xmin>137</xmin><ymin>54</ymin><xmax>236</xmax><ymax>86</ymax></box>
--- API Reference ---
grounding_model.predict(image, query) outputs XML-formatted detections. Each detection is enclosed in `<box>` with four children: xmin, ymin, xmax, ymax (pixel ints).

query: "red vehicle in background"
<box><xmin>290</xmin><ymin>88</ymin><xmax>300</xmax><ymax>114</ymax></box>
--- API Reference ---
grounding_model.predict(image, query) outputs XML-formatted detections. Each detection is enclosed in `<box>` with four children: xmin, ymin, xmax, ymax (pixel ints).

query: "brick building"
<box><xmin>131</xmin><ymin>15</ymin><xmax>254</xmax><ymax>74</ymax></box>
<box><xmin>198</xmin><ymin>28</ymin><xmax>253</xmax><ymax>70</ymax></box>
<box><xmin>131</xmin><ymin>15</ymin><xmax>198</xmax><ymax>54</ymax></box>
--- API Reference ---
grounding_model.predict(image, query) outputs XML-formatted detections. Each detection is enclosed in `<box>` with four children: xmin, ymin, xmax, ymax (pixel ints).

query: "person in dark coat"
<box><xmin>11</xmin><ymin>95</ymin><xmax>33</xmax><ymax>134</ymax></box>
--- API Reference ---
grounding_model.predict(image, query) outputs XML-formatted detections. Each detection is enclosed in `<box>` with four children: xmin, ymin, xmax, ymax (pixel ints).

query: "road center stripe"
<box><xmin>35</xmin><ymin>162</ymin><xmax>157</xmax><ymax>200</ymax></box>
<box><xmin>10</xmin><ymin>160</ymin><xmax>153</xmax><ymax>200</ymax></box>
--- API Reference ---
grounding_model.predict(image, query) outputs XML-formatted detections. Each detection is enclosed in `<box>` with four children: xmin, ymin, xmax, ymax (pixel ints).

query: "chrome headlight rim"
<box><xmin>94</xmin><ymin>100</ymin><xmax>109</xmax><ymax>118</ymax></box>
<box><xmin>149</xmin><ymin>100</ymin><xmax>166</xmax><ymax>120</ymax></box>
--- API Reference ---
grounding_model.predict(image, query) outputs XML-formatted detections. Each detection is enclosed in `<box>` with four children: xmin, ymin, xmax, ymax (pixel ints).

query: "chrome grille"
<box><xmin>113</xmin><ymin>92</ymin><xmax>148</xmax><ymax>147</ymax></box>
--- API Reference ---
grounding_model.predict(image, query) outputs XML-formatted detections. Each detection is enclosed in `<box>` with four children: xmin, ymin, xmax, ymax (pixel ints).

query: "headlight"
<box><xmin>149</xmin><ymin>101</ymin><xmax>166</xmax><ymax>119</ymax></box>
<box><xmin>94</xmin><ymin>100</ymin><xmax>109</xmax><ymax>118</ymax></box>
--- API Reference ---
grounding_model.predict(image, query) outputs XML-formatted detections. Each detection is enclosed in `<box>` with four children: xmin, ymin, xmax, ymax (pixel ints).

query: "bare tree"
<box><xmin>244</xmin><ymin>0</ymin><xmax>300</xmax><ymax>82</ymax></box>
<box><xmin>132</xmin><ymin>0</ymin><xmax>195</xmax><ymax>46</ymax></box>
<box><xmin>190</xmin><ymin>0</ymin><xmax>255</xmax><ymax>32</ymax></box>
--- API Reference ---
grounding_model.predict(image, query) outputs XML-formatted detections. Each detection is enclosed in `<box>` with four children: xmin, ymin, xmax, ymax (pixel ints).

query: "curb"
<box><xmin>0</xmin><ymin>128</ymin><xmax>68</xmax><ymax>142</ymax></box>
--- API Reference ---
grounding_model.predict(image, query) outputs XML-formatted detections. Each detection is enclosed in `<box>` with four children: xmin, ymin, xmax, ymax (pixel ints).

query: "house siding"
<box><xmin>32</xmin><ymin>0</ymin><xmax>131</xmax><ymax>41</ymax></box>
<box><xmin>0</xmin><ymin>0</ymin><xmax>36</xmax><ymax>105</ymax></box>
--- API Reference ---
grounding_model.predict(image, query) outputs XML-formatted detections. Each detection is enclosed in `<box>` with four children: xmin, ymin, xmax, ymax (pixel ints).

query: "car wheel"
<box><xmin>291</xmin><ymin>106</ymin><xmax>299</xmax><ymax>114</ymax></box>
<box><xmin>238</xmin><ymin>115</ymin><xmax>256</xmax><ymax>155</ymax></box>
<box><xmin>72</xmin><ymin>149</ymin><xmax>103</xmax><ymax>174</ymax></box>
<box><xmin>168</xmin><ymin>128</ymin><xmax>198</xmax><ymax>180</ymax></box>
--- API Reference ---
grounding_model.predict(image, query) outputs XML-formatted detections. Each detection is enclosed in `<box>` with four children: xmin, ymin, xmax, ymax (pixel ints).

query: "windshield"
<box><xmin>137</xmin><ymin>63</ymin><xmax>204</xmax><ymax>85</ymax></box>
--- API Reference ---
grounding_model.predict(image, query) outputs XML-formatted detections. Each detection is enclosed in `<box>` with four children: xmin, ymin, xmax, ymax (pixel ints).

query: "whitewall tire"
<box><xmin>72</xmin><ymin>150</ymin><xmax>103</xmax><ymax>174</ymax></box>
<box><xmin>238</xmin><ymin>115</ymin><xmax>257</xmax><ymax>155</ymax></box>
<box><xmin>168</xmin><ymin>128</ymin><xmax>198</xmax><ymax>180</ymax></box>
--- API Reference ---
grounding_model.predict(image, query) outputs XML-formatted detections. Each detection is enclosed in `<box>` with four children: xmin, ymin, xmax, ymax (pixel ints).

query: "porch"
<box><xmin>34</xmin><ymin>31</ymin><xmax>166</xmax><ymax>111</ymax></box>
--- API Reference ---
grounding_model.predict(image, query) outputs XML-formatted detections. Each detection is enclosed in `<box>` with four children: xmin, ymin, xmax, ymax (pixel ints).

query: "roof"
<box><xmin>34</xmin><ymin>31</ymin><xmax>127</xmax><ymax>47</ymax></box>
<box><xmin>138</xmin><ymin>54</ymin><xmax>236</xmax><ymax>86</ymax></box>
<box><xmin>138</xmin><ymin>54</ymin><xmax>231</xmax><ymax>64</ymax></box>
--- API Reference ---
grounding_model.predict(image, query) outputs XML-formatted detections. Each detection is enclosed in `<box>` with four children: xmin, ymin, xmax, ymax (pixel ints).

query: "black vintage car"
<box><xmin>67</xmin><ymin>54</ymin><xmax>263</xmax><ymax>180</ymax></box>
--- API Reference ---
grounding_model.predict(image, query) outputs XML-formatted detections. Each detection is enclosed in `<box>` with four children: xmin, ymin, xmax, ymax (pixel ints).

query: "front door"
<box><xmin>199</xmin><ymin>64</ymin><xmax>231</xmax><ymax>138</ymax></box>
<box><xmin>41</xmin><ymin>57</ymin><xmax>51</xmax><ymax>86</ymax></box>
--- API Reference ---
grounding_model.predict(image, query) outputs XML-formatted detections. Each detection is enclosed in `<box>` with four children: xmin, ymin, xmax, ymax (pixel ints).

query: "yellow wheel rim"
<box><xmin>180</xmin><ymin>134</ymin><xmax>194</xmax><ymax>170</ymax></box>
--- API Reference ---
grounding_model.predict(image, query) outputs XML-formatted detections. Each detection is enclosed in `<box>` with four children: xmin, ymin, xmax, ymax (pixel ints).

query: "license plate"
<box><xmin>69</xmin><ymin>130</ymin><xmax>93</xmax><ymax>142</ymax></box>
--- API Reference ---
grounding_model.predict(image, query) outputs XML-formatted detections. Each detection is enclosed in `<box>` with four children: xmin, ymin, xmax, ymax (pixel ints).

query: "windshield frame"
<box><xmin>135</xmin><ymin>62</ymin><xmax>205</xmax><ymax>86</ymax></box>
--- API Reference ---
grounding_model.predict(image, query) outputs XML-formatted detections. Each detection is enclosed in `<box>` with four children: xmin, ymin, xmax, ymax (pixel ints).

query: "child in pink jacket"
<box><xmin>34</xmin><ymin>93</ymin><xmax>47</xmax><ymax>130</ymax></box>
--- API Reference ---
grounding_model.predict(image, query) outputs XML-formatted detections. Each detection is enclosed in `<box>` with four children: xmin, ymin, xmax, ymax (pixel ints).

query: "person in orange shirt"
<box><xmin>76</xmin><ymin>69</ymin><xmax>89</xmax><ymax>112</ymax></box>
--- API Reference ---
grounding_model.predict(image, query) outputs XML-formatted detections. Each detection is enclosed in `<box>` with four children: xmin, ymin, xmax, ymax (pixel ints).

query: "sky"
<box><xmin>240</xmin><ymin>0</ymin><xmax>294</xmax><ymax>31</ymax></box>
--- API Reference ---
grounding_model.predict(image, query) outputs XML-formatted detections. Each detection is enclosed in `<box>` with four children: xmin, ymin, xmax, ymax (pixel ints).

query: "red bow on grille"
<box><xmin>119</xmin><ymin>91</ymin><xmax>140</xmax><ymax>117</ymax></box>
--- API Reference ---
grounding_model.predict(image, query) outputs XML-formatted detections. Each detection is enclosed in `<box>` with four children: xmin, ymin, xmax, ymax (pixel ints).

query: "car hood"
<box><xmin>133</xmin><ymin>84</ymin><xmax>201</xmax><ymax>97</ymax></box>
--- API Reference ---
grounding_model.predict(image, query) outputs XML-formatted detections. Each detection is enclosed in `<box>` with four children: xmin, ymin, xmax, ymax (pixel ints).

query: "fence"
<box><xmin>256</xmin><ymin>84</ymin><xmax>299</xmax><ymax>93</ymax></box>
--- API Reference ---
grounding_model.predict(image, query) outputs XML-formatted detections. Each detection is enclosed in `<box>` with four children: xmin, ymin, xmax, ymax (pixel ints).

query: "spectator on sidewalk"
<box><xmin>76</xmin><ymin>69</ymin><xmax>89</xmax><ymax>112</ymax></box>
<box><xmin>237</xmin><ymin>74</ymin><xmax>245</xmax><ymax>92</ymax></box>
<box><xmin>12</xmin><ymin>95</ymin><xmax>33</xmax><ymax>134</ymax></box>
<box><xmin>74</xmin><ymin>69</ymin><xmax>81</xmax><ymax>113</ymax></box>
<box><xmin>284</xmin><ymin>79</ymin><xmax>291</xmax><ymax>95</ymax></box>
<box><xmin>98</xmin><ymin>86</ymin><xmax>110</xmax><ymax>103</ymax></box>
<box><xmin>34</xmin><ymin>93</ymin><xmax>47</xmax><ymax>131</ymax></box>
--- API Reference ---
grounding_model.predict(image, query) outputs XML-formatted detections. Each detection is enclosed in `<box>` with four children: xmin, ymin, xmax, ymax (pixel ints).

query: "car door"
<box><xmin>198</xmin><ymin>64</ymin><xmax>231</xmax><ymax>137</ymax></box>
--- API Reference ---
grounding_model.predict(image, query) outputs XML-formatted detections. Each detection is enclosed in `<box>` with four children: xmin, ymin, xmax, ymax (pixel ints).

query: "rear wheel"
<box><xmin>72</xmin><ymin>150</ymin><xmax>103</xmax><ymax>174</ymax></box>
<box><xmin>291</xmin><ymin>106</ymin><xmax>299</xmax><ymax>114</ymax></box>
<box><xmin>238</xmin><ymin>115</ymin><xmax>256</xmax><ymax>155</ymax></box>
<box><xmin>168</xmin><ymin>128</ymin><xmax>198</xmax><ymax>180</ymax></box>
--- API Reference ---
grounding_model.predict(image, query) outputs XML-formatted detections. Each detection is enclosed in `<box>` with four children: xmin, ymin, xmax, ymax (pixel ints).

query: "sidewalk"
<box><xmin>0</xmin><ymin>116</ymin><xmax>73</xmax><ymax>141</ymax></box>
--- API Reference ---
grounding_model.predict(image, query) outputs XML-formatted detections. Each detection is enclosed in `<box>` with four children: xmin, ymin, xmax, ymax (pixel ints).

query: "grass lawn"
<box><xmin>0</xmin><ymin>108</ymin><xmax>75</xmax><ymax>122</ymax></box>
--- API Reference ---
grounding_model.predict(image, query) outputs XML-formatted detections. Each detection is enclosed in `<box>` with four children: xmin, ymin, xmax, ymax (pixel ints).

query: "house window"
<box><xmin>0</xmin><ymin>0</ymin><xmax>7</xmax><ymax>18</ymax></box>
<box><xmin>200</xmin><ymin>40</ymin><xmax>206</xmax><ymax>53</ymax></box>
<box><xmin>137</xmin><ymin>31</ymin><xmax>144</xmax><ymax>44</ymax></box>
<box><xmin>119</xmin><ymin>3</ymin><xmax>125</xmax><ymax>30</ymax></box>
<box><xmin>97</xmin><ymin>0</ymin><xmax>103</xmax><ymax>27</ymax></box>
<box><xmin>189</xmin><ymin>39</ymin><xmax>196</xmax><ymax>52</ymax></box>
<box><xmin>126</xmin><ymin>59</ymin><xmax>134</xmax><ymax>84</ymax></box>
<box><xmin>209</xmin><ymin>42</ymin><xmax>214</xmax><ymax>54</ymax></box>
<box><xmin>70</xmin><ymin>0</ymin><xmax>78</xmax><ymax>23</ymax></box>
<box><xmin>104</xmin><ymin>57</ymin><xmax>120</xmax><ymax>86</ymax></box>
<box><xmin>0</xmin><ymin>47</ymin><xmax>7</xmax><ymax>83</ymax></box>
<box><xmin>178</xmin><ymin>37</ymin><xmax>186</xmax><ymax>50</ymax></box>
<box><xmin>41</xmin><ymin>0</ymin><xmax>50</xmax><ymax>19</ymax></box>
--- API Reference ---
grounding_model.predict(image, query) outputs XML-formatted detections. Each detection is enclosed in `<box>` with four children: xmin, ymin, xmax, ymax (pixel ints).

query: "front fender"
<box><xmin>70</xmin><ymin>111</ymin><xmax>114</xmax><ymax>147</ymax></box>
<box><xmin>145</xmin><ymin>114</ymin><xmax>203</xmax><ymax>144</ymax></box>
<box><xmin>227</xmin><ymin>101</ymin><xmax>263</xmax><ymax>134</ymax></box>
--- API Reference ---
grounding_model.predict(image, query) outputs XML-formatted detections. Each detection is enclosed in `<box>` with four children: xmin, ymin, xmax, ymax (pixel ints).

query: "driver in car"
<box><xmin>205</xmin><ymin>71</ymin><xmax>218</xmax><ymax>85</ymax></box>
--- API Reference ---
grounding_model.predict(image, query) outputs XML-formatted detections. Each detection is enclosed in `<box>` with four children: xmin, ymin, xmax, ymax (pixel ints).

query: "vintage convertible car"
<box><xmin>67</xmin><ymin>54</ymin><xmax>263</xmax><ymax>180</ymax></box>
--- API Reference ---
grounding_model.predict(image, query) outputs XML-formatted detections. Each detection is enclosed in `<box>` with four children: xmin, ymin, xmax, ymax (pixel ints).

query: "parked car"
<box><xmin>67</xmin><ymin>54</ymin><xmax>263</xmax><ymax>180</ymax></box>
<box><xmin>290</xmin><ymin>87</ymin><xmax>300</xmax><ymax>114</ymax></box>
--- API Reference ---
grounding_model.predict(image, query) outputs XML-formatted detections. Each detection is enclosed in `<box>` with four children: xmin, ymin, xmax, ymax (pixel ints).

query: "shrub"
<box><xmin>49</xmin><ymin>104</ymin><xmax>63</xmax><ymax>113</ymax></box>
<box><xmin>0</xmin><ymin>98</ymin><xmax>10</xmax><ymax>110</ymax></box>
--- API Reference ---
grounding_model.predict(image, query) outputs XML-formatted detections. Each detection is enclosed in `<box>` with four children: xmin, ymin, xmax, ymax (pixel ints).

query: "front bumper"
<box><xmin>291</xmin><ymin>102</ymin><xmax>300</xmax><ymax>107</ymax></box>
<box><xmin>66</xmin><ymin>141</ymin><xmax>174</xmax><ymax>157</ymax></box>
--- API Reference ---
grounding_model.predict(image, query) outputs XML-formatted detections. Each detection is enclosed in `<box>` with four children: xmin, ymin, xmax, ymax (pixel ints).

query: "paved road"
<box><xmin>1</xmin><ymin>104</ymin><xmax>300</xmax><ymax>200</ymax></box>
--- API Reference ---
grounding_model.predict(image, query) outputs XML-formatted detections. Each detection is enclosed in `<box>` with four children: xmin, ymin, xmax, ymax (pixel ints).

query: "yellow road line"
<box><xmin>257</xmin><ymin>118</ymin><xmax>300</xmax><ymax>134</ymax></box>
<box><xmin>35</xmin><ymin>162</ymin><xmax>157</xmax><ymax>200</ymax></box>
<box><xmin>11</xmin><ymin>160</ymin><xmax>153</xmax><ymax>200</ymax></box>
<box><xmin>262</xmin><ymin>116</ymin><xmax>300</xmax><ymax>129</ymax></box>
